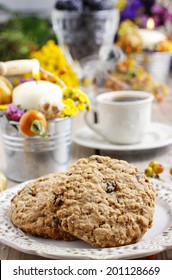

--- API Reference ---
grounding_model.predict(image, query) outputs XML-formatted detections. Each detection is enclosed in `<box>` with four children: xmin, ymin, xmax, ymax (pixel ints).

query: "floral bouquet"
<box><xmin>120</xmin><ymin>0</ymin><xmax>172</xmax><ymax>32</ymax></box>
<box><xmin>115</xmin><ymin>13</ymin><xmax>172</xmax><ymax>83</ymax></box>
<box><xmin>116</xmin><ymin>20</ymin><xmax>172</xmax><ymax>54</ymax></box>
<box><xmin>1</xmin><ymin>82</ymin><xmax>90</xmax><ymax>139</ymax></box>
<box><xmin>104</xmin><ymin>57</ymin><xmax>169</xmax><ymax>102</ymax></box>
<box><xmin>0</xmin><ymin>57</ymin><xmax>90</xmax><ymax>182</ymax></box>
<box><xmin>116</xmin><ymin>0</ymin><xmax>172</xmax><ymax>54</ymax></box>
<box><xmin>0</xmin><ymin>40</ymin><xmax>90</xmax><ymax>138</ymax></box>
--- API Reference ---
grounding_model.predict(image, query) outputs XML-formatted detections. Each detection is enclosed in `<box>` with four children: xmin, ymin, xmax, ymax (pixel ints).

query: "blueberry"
<box><xmin>55</xmin><ymin>0</ymin><xmax>83</xmax><ymax>11</ymax></box>
<box><xmin>83</xmin><ymin>0</ymin><xmax>114</xmax><ymax>11</ymax></box>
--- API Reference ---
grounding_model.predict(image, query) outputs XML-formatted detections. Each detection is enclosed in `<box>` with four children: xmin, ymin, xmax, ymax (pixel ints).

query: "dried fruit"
<box><xmin>19</xmin><ymin>110</ymin><xmax>48</xmax><ymax>138</ymax></box>
<box><xmin>39</xmin><ymin>97</ymin><xmax>64</xmax><ymax>120</ymax></box>
<box><xmin>144</xmin><ymin>166</ymin><xmax>154</xmax><ymax>177</ymax></box>
<box><xmin>149</xmin><ymin>161</ymin><xmax>159</xmax><ymax>169</ymax></box>
<box><xmin>169</xmin><ymin>167</ymin><xmax>172</xmax><ymax>176</ymax></box>
<box><xmin>53</xmin><ymin>217</ymin><xmax>62</xmax><ymax>225</ymax></box>
<box><xmin>105</xmin><ymin>181</ymin><xmax>116</xmax><ymax>193</ymax></box>
<box><xmin>0</xmin><ymin>76</ymin><xmax>13</xmax><ymax>105</ymax></box>
<box><xmin>144</xmin><ymin>160</ymin><xmax>165</xmax><ymax>178</ymax></box>
<box><xmin>153</xmin><ymin>164</ymin><xmax>164</xmax><ymax>174</ymax></box>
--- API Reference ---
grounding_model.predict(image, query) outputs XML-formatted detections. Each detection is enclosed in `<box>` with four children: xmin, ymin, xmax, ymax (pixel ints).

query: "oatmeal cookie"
<box><xmin>10</xmin><ymin>173</ymin><xmax>75</xmax><ymax>241</ymax></box>
<box><xmin>49</xmin><ymin>155</ymin><xmax>156</xmax><ymax>247</ymax></box>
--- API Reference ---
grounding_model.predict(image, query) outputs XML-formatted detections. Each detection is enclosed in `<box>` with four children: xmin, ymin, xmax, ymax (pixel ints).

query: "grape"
<box><xmin>83</xmin><ymin>0</ymin><xmax>114</xmax><ymax>11</ymax></box>
<box><xmin>55</xmin><ymin>0</ymin><xmax>83</xmax><ymax>11</ymax></box>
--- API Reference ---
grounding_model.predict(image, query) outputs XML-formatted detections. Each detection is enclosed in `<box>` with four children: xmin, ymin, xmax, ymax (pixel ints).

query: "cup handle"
<box><xmin>84</xmin><ymin>110</ymin><xmax>105</xmax><ymax>139</ymax></box>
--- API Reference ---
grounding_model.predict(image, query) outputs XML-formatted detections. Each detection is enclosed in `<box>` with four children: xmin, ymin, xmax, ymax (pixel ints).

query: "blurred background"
<box><xmin>0</xmin><ymin>0</ymin><xmax>172</xmax><ymax>98</ymax></box>
<box><xmin>0</xmin><ymin>0</ymin><xmax>56</xmax><ymax>17</ymax></box>
<box><xmin>0</xmin><ymin>0</ymin><xmax>58</xmax><ymax>61</ymax></box>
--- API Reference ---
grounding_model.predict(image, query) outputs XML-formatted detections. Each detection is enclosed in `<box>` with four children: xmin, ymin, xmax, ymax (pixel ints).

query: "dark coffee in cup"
<box><xmin>111</xmin><ymin>96</ymin><xmax>146</xmax><ymax>102</ymax></box>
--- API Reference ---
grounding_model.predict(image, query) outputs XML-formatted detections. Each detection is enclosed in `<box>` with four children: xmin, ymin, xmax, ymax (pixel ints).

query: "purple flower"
<box><xmin>120</xmin><ymin>0</ymin><xmax>172</xmax><ymax>28</ymax></box>
<box><xmin>151</xmin><ymin>4</ymin><xmax>172</xmax><ymax>26</ymax></box>
<box><xmin>120</xmin><ymin>0</ymin><xmax>143</xmax><ymax>21</ymax></box>
<box><xmin>19</xmin><ymin>77</ymin><xmax>36</xmax><ymax>84</ymax></box>
<box><xmin>6</xmin><ymin>103</ymin><xmax>26</xmax><ymax>121</ymax></box>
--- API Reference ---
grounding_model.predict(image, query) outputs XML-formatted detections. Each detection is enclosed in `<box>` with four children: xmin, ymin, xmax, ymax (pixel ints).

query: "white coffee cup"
<box><xmin>85</xmin><ymin>90</ymin><xmax>154</xmax><ymax>144</ymax></box>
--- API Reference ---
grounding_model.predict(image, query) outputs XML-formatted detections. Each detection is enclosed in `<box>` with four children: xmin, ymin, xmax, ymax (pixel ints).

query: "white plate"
<box><xmin>73</xmin><ymin>122</ymin><xmax>172</xmax><ymax>151</ymax></box>
<box><xmin>0</xmin><ymin>179</ymin><xmax>172</xmax><ymax>259</ymax></box>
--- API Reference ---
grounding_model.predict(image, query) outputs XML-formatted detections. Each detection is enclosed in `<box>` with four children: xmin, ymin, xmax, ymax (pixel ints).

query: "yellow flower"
<box><xmin>62</xmin><ymin>87</ymin><xmax>90</xmax><ymax>107</ymax></box>
<box><xmin>116</xmin><ymin>0</ymin><xmax>127</xmax><ymax>10</ymax></box>
<box><xmin>77</xmin><ymin>103</ymin><xmax>86</xmax><ymax>111</ymax></box>
<box><xmin>83</xmin><ymin>78</ymin><xmax>92</xmax><ymax>86</ymax></box>
<box><xmin>117</xmin><ymin>20</ymin><xmax>138</xmax><ymax>37</ymax></box>
<box><xmin>30</xmin><ymin>40</ymin><xmax>79</xmax><ymax>87</ymax></box>
<box><xmin>79</xmin><ymin>93</ymin><xmax>90</xmax><ymax>103</ymax></box>
<box><xmin>62</xmin><ymin>87</ymin><xmax>74</xmax><ymax>98</ymax></box>
<box><xmin>63</xmin><ymin>98</ymin><xmax>75</xmax><ymax>107</ymax></box>
<box><xmin>61</xmin><ymin>98</ymin><xmax>78</xmax><ymax>116</ymax></box>
<box><xmin>59</xmin><ymin>87</ymin><xmax>91</xmax><ymax>117</ymax></box>
<box><xmin>167</xmin><ymin>41</ymin><xmax>172</xmax><ymax>51</ymax></box>
<box><xmin>0</xmin><ymin>104</ymin><xmax>8</xmax><ymax>110</ymax></box>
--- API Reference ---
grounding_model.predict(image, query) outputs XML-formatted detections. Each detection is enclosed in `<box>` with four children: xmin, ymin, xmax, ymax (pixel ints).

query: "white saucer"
<box><xmin>73</xmin><ymin>122</ymin><xmax>172</xmax><ymax>151</ymax></box>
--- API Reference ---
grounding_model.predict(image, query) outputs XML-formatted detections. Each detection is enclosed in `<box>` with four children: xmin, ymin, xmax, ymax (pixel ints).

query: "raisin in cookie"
<box><xmin>10</xmin><ymin>173</ymin><xmax>75</xmax><ymax>241</ymax></box>
<box><xmin>49</xmin><ymin>155</ymin><xmax>156</xmax><ymax>247</ymax></box>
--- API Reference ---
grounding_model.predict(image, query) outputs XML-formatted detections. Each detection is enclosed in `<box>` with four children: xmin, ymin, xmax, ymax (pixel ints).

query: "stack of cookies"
<box><xmin>10</xmin><ymin>156</ymin><xmax>156</xmax><ymax>248</ymax></box>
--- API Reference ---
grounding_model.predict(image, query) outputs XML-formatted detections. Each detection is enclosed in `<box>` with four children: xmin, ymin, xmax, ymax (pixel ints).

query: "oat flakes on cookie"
<box><xmin>10</xmin><ymin>172</ymin><xmax>75</xmax><ymax>241</ymax></box>
<box><xmin>49</xmin><ymin>155</ymin><xmax>156</xmax><ymax>247</ymax></box>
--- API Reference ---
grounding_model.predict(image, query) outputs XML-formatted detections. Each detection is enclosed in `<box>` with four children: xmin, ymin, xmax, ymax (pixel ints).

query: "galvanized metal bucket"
<box><xmin>134</xmin><ymin>52</ymin><xmax>171</xmax><ymax>83</ymax></box>
<box><xmin>2</xmin><ymin>117</ymin><xmax>71</xmax><ymax>182</ymax></box>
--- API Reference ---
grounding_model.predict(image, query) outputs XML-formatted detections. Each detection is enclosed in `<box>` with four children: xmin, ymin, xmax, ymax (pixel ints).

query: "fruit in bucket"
<box><xmin>19</xmin><ymin>110</ymin><xmax>48</xmax><ymax>138</ymax></box>
<box><xmin>0</xmin><ymin>76</ymin><xmax>13</xmax><ymax>105</ymax></box>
